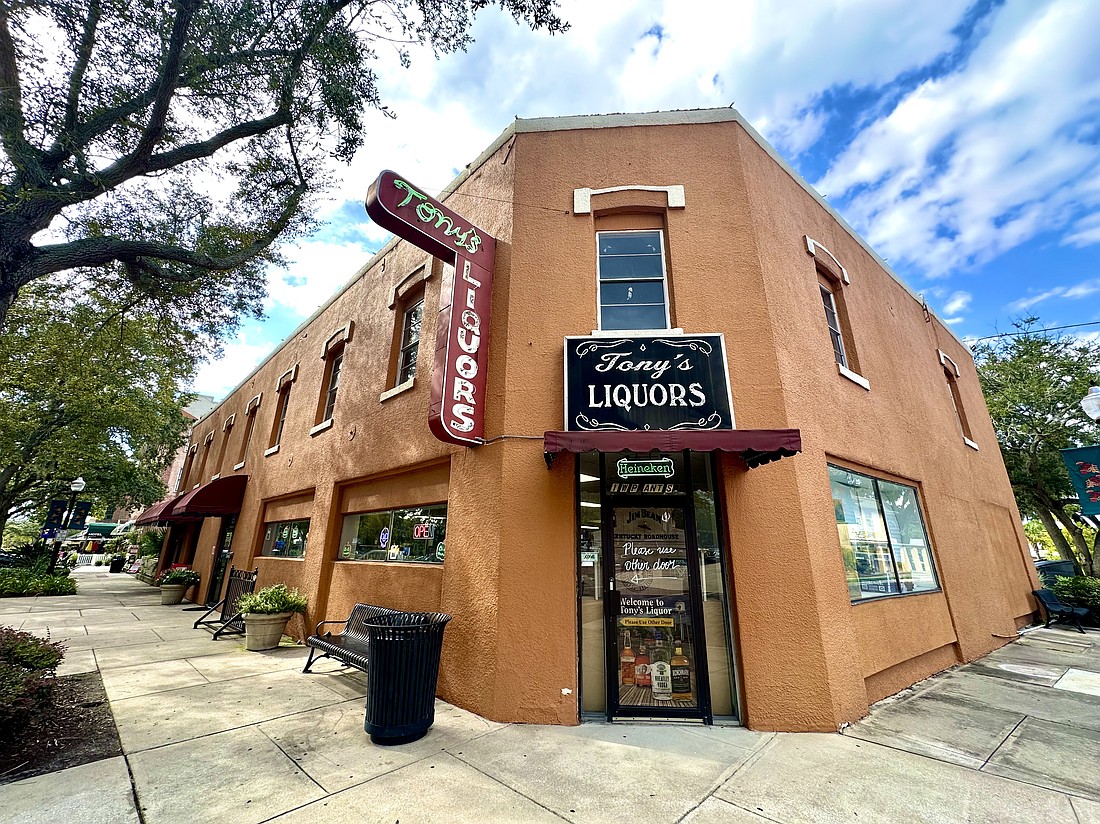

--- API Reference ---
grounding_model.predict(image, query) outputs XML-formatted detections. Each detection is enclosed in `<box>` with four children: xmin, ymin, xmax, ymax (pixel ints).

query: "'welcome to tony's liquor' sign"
<box><xmin>366</xmin><ymin>171</ymin><xmax>496</xmax><ymax>446</ymax></box>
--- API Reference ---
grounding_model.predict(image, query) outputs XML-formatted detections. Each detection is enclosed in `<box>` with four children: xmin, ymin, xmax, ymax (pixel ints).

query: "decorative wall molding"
<box><xmin>573</xmin><ymin>184</ymin><xmax>686</xmax><ymax>214</ymax></box>
<box><xmin>805</xmin><ymin>236</ymin><xmax>850</xmax><ymax>285</ymax></box>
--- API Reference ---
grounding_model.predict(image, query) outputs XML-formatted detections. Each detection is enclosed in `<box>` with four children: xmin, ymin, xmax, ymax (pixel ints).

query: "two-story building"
<box><xmin>137</xmin><ymin>109</ymin><xmax>1038</xmax><ymax>732</ymax></box>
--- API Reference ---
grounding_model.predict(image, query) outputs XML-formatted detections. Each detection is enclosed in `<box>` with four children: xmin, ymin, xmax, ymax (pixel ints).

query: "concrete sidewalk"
<box><xmin>1</xmin><ymin>569</ymin><xmax>1098</xmax><ymax>824</ymax></box>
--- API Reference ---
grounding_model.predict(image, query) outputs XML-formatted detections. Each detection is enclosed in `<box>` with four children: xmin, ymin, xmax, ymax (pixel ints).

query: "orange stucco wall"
<box><xmin>164</xmin><ymin>111</ymin><xmax>1037</xmax><ymax>732</ymax></box>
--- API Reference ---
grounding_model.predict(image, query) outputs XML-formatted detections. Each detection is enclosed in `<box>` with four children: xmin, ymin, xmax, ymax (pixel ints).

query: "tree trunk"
<box><xmin>1035</xmin><ymin>506</ymin><xmax>1083</xmax><ymax>574</ymax></box>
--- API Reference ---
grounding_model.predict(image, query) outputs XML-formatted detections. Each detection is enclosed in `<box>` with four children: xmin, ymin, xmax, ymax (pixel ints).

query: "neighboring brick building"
<box><xmin>139</xmin><ymin>109</ymin><xmax>1038</xmax><ymax>732</ymax></box>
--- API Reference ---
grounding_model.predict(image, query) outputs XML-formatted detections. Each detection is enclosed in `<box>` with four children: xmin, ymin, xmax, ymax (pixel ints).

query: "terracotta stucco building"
<box><xmin>141</xmin><ymin>109</ymin><xmax>1038</xmax><ymax>732</ymax></box>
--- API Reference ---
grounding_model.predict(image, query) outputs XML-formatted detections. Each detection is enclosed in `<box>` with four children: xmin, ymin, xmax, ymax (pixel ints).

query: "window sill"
<box><xmin>309</xmin><ymin>419</ymin><xmax>334</xmax><ymax>437</ymax></box>
<box><xmin>263</xmin><ymin>445</ymin><xmax>280</xmax><ymax>458</ymax></box>
<box><xmin>258</xmin><ymin>556</ymin><xmax>305</xmax><ymax>561</ymax></box>
<box><xmin>850</xmin><ymin>588</ymin><xmax>942</xmax><ymax>605</ymax></box>
<box><xmin>963</xmin><ymin>437</ymin><xmax>979</xmax><ymax>451</ymax></box>
<box><xmin>837</xmin><ymin>364</ymin><xmax>870</xmax><ymax>391</ymax></box>
<box><xmin>210</xmin><ymin>474</ymin><xmax>220</xmax><ymax>481</ymax></box>
<box><xmin>233</xmin><ymin>461</ymin><xmax>246</xmax><ymax>471</ymax></box>
<box><xmin>380</xmin><ymin>378</ymin><xmax>415</xmax><ymax>402</ymax></box>
<box><xmin>335</xmin><ymin>558</ymin><xmax>444</xmax><ymax>567</ymax></box>
<box><xmin>590</xmin><ymin>327</ymin><xmax>683</xmax><ymax>337</ymax></box>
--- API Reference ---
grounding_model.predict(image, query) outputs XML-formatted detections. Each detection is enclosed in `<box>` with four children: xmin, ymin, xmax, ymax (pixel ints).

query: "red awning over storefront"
<box><xmin>172</xmin><ymin>475</ymin><xmax>248</xmax><ymax>518</ymax></box>
<box><xmin>543</xmin><ymin>429</ymin><xmax>802</xmax><ymax>469</ymax></box>
<box><xmin>134</xmin><ymin>494</ymin><xmax>186</xmax><ymax>525</ymax></box>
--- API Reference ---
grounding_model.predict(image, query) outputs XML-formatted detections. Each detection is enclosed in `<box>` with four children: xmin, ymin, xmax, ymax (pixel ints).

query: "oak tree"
<box><xmin>0</xmin><ymin>0</ymin><xmax>567</xmax><ymax>327</ymax></box>
<box><xmin>974</xmin><ymin>319</ymin><xmax>1100</xmax><ymax>575</ymax></box>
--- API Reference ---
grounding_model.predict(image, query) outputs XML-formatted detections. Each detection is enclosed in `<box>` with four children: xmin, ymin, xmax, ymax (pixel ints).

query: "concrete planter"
<box><xmin>160</xmin><ymin>584</ymin><xmax>187</xmax><ymax>605</ymax></box>
<box><xmin>244</xmin><ymin>612</ymin><xmax>293</xmax><ymax>651</ymax></box>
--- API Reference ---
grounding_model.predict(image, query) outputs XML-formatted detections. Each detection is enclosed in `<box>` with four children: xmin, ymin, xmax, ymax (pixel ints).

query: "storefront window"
<box><xmin>338</xmin><ymin>504</ymin><xmax>447</xmax><ymax>563</ymax></box>
<box><xmin>828</xmin><ymin>466</ymin><xmax>939</xmax><ymax>602</ymax></box>
<box><xmin>260</xmin><ymin>519</ymin><xmax>309</xmax><ymax>558</ymax></box>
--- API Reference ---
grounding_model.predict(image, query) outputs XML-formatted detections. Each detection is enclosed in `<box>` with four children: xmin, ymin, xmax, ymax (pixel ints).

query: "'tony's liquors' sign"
<box><xmin>564</xmin><ymin>335</ymin><xmax>734</xmax><ymax>432</ymax></box>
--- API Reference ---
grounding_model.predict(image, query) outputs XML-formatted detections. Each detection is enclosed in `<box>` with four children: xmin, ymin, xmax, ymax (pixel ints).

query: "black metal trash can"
<box><xmin>108</xmin><ymin>556</ymin><xmax>125</xmax><ymax>573</ymax></box>
<box><xmin>363</xmin><ymin>611</ymin><xmax>452</xmax><ymax>745</ymax></box>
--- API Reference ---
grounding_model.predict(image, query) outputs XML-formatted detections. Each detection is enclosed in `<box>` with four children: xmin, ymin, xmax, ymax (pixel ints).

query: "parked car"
<box><xmin>1035</xmin><ymin>559</ymin><xmax>1076</xmax><ymax>586</ymax></box>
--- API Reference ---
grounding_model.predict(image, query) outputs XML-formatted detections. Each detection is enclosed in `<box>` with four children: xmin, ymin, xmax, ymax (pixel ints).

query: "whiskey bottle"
<box><xmin>671</xmin><ymin>643</ymin><xmax>692</xmax><ymax>701</ymax></box>
<box><xmin>651</xmin><ymin>631</ymin><xmax>672</xmax><ymax>701</ymax></box>
<box><xmin>634</xmin><ymin>644</ymin><xmax>651</xmax><ymax>688</ymax></box>
<box><xmin>619</xmin><ymin>631</ymin><xmax>635</xmax><ymax>686</ymax></box>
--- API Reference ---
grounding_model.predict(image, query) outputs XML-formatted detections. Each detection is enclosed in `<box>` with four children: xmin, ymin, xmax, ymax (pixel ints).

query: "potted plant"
<box><xmin>155</xmin><ymin>568</ymin><xmax>201</xmax><ymax>605</ymax></box>
<box><xmin>237</xmin><ymin>584</ymin><xmax>308</xmax><ymax>651</ymax></box>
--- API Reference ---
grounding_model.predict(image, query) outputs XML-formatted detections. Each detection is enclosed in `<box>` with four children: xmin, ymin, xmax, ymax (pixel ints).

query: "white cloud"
<box><xmin>815</xmin><ymin>0</ymin><xmax>1100</xmax><ymax>277</ymax></box>
<box><xmin>1064</xmin><ymin>279</ymin><xmax>1100</xmax><ymax>299</ymax></box>
<box><xmin>942</xmin><ymin>290</ymin><xmax>972</xmax><ymax>315</ymax></box>
<box><xmin>265</xmin><ymin>237</ymin><xmax>375</xmax><ymax>318</ymax></box>
<box><xmin>1008</xmin><ymin>287</ymin><xmax>1066</xmax><ymax>313</ymax></box>
<box><xmin>190</xmin><ymin>333</ymin><xmax>272</xmax><ymax>400</ymax></box>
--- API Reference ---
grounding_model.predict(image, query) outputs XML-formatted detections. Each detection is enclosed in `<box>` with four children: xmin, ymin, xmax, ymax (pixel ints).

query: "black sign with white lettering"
<box><xmin>564</xmin><ymin>335</ymin><xmax>734</xmax><ymax>432</ymax></box>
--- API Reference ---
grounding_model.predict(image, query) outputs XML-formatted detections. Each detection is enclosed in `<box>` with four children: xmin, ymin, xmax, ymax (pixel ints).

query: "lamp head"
<box><xmin>71</xmin><ymin>476</ymin><xmax>87</xmax><ymax>493</ymax></box>
<box><xmin>1082</xmin><ymin>386</ymin><xmax>1100</xmax><ymax>422</ymax></box>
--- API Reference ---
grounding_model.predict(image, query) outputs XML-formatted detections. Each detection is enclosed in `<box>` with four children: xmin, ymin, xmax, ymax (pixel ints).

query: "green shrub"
<box><xmin>1052</xmin><ymin>575</ymin><xmax>1100</xmax><ymax>611</ymax></box>
<box><xmin>0</xmin><ymin>626</ymin><xmax>65</xmax><ymax>730</ymax></box>
<box><xmin>155</xmin><ymin>567</ymin><xmax>200</xmax><ymax>587</ymax></box>
<box><xmin>137</xmin><ymin>528</ymin><xmax>166</xmax><ymax>558</ymax></box>
<box><xmin>0</xmin><ymin>569</ymin><xmax>78</xmax><ymax>597</ymax></box>
<box><xmin>237</xmin><ymin>583</ymin><xmax>308</xmax><ymax>615</ymax></box>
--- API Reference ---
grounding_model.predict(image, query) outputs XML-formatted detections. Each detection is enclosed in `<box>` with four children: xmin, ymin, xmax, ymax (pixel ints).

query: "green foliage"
<box><xmin>0</xmin><ymin>280</ymin><xmax>193</xmax><ymax>545</ymax></box>
<box><xmin>0</xmin><ymin>569</ymin><xmax>78</xmax><ymax>597</ymax></box>
<box><xmin>0</xmin><ymin>626</ymin><xmax>65</xmax><ymax>732</ymax></box>
<box><xmin>1052</xmin><ymin>576</ymin><xmax>1100</xmax><ymax>612</ymax></box>
<box><xmin>136</xmin><ymin>528</ymin><xmax>166</xmax><ymax>558</ymax></box>
<box><xmin>238</xmin><ymin>583</ymin><xmax>308</xmax><ymax>615</ymax></box>
<box><xmin>155</xmin><ymin>568</ymin><xmax>200</xmax><ymax>587</ymax></box>
<box><xmin>974</xmin><ymin>318</ymin><xmax>1100</xmax><ymax>574</ymax></box>
<box><xmin>0</xmin><ymin>0</ymin><xmax>568</xmax><ymax>330</ymax></box>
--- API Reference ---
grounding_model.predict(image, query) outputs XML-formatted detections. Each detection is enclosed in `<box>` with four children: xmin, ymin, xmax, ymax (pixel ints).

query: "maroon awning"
<box><xmin>543</xmin><ymin>429</ymin><xmax>802</xmax><ymax>469</ymax></box>
<box><xmin>173</xmin><ymin>475</ymin><xmax>249</xmax><ymax>518</ymax></box>
<box><xmin>134</xmin><ymin>493</ymin><xmax>187</xmax><ymax>525</ymax></box>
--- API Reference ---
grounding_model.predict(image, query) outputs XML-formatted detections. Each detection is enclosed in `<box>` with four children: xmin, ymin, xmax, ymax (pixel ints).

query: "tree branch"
<box><xmin>62</xmin><ymin>0</ymin><xmax>103</xmax><ymax>139</ymax></box>
<box><xmin>0</xmin><ymin>3</ymin><xmax>46</xmax><ymax>184</ymax></box>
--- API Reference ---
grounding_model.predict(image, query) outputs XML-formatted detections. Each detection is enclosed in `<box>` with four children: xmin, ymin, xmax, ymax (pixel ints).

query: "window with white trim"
<box><xmin>397</xmin><ymin>295</ymin><xmax>424</xmax><ymax>385</ymax></box>
<box><xmin>597</xmin><ymin>230</ymin><xmax>670</xmax><ymax>331</ymax></box>
<box><xmin>820</xmin><ymin>283</ymin><xmax>848</xmax><ymax>368</ymax></box>
<box><xmin>939</xmin><ymin>351</ymin><xmax>976</xmax><ymax>447</ymax></box>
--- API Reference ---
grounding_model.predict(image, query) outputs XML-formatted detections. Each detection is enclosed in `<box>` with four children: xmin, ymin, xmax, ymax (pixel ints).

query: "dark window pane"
<box><xmin>601</xmin><ymin>303</ymin><xmax>668</xmax><ymax>331</ymax></box>
<box><xmin>878</xmin><ymin>480</ymin><xmax>938</xmax><ymax>593</ymax></box>
<box><xmin>599</xmin><ymin>280</ymin><xmax>666</xmax><ymax>306</ymax></box>
<box><xmin>598</xmin><ymin>253</ymin><xmax>664</xmax><ymax>280</ymax></box>
<box><xmin>322</xmin><ymin>352</ymin><xmax>342</xmax><ymax>421</ymax></box>
<box><xmin>397</xmin><ymin>299</ymin><xmax>424</xmax><ymax>384</ymax></box>
<box><xmin>599</xmin><ymin>231</ymin><xmax>662</xmax><ymax>256</ymax></box>
<box><xmin>261</xmin><ymin>518</ymin><xmax>309</xmax><ymax>558</ymax></box>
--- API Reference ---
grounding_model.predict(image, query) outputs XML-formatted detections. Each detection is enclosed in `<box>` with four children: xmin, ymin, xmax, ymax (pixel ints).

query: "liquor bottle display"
<box><xmin>634</xmin><ymin>643</ymin><xmax>651</xmax><ymax>688</ymax></box>
<box><xmin>619</xmin><ymin>631</ymin><xmax>635</xmax><ymax>686</ymax></box>
<box><xmin>650</xmin><ymin>631</ymin><xmax>672</xmax><ymax>701</ymax></box>
<box><xmin>671</xmin><ymin>642</ymin><xmax>692</xmax><ymax>701</ymax></box>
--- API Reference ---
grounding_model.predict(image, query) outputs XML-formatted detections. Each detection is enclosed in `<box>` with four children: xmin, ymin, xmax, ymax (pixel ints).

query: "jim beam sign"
<box><xmin>564</xmin><ymin>335</ymin><xmax>734</xmax><ymax>431</ymax></box>
<box><xmin>366</xmin><ymin>171</ymin><xmax>496</xmax><ymax>446</ymax></box>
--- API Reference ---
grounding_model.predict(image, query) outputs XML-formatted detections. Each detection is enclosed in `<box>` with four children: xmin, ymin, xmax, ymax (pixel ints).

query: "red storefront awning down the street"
<box><xmin>173</xmin><ymin>474</ymin><xmax>249</xmax><ymax>518</ymax></box>
<box><xmin>134</xmin><ymin>494</ymin><xmax>186</xmax><ymax>526</ymax></box>
<box><xmin>542</xmin><ymin>429</ymin><xmax>802</xmax><ymax>470</ymax></box>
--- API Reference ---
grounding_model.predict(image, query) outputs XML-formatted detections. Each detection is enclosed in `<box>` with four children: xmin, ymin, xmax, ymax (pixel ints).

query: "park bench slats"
<box><xmin>193</xmin><ymin>567</ymin><xmax>258</xmax><ymax>639</ymax></box>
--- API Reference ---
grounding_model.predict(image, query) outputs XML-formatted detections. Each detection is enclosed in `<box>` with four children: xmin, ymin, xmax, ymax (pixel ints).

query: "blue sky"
<box><xmin>194</xmin><ymin>0</ymin><xmax>1100</xmax><ymax>398</ymax></box>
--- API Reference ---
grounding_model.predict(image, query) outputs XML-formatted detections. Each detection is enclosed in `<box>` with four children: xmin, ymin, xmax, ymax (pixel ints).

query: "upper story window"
<box><xmin>234</xmin><ymin>394</ymin><xmax>261</xmax><ymax>469</ymax></box>
<box><xmin>193</xmin><ymin>432</ymin><xmax>214</xmax><ymax>487</ymax></box>
<box><xmin>597</xmin><ymin>230</ymin><xmax>669</xmax><ymax>331</ymax></box>
<box><xmin>397</xmin><ymin>294</ymin><xmax>424</xmax><ymax>385</ymax></box>
<box><xmin>178</xmin><ymin>445</ymin><xmax>197</xmax><ymax>493</ymax></box>
<box><xmin>939</xmin><ymin>351</ymin><xmax>978</xmax><ymax>450</ymax></box>
<box><xmin>213</xmin><ymin>415</ymin><xmax>235</xmax><ymax>477</ymax></box>
<box><xmin>314</xmin><ymin>323</ymin><xmax>353</xmax><ymax>433</ymax></box>
<box><xmin>806</xmin><ymin>236</ymin><xmax>867</xmax><ymax>390</ymax></box>
<box><xmin>266</xmin><ymin>365</ymin><xmax>297</xmax><ymax>455</ymax></box>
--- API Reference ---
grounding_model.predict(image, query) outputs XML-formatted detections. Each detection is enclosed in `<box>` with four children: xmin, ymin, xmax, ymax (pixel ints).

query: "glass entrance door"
<box><xmin>604</xmin><ymin>500</ymin><xmax>710</xmax><ymax>720</ymax></box>
<box><xmin>205</xmin><ymin>515</ymin><xmax>237</xmax><ymax>606</ymax></box>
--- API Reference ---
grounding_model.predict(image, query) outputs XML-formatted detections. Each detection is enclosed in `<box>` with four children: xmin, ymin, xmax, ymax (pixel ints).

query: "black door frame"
<box><xmin>205</xmin><ymin>514</ymin><xmax>238</xmax><ymax>605</ymax></box>
<box><xmin>599</xmin><ymin>451</ymin><xmax>714</xmax><ymax>723</ymax></box>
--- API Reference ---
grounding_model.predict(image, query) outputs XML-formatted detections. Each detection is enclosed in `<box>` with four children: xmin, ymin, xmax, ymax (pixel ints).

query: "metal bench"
<box><xmin>193</xmin><ymin>567</ymin><xmax>258</xmax><ymax>640</ymax></box>
<box><xmin>302</xmin><ymin>603</ymin><xmax>402</xmax><ymax>673</ymax></box>
<box><xmin>1033</xmin><ymin>588</ymin><xmax>1089</xmax><ymax>634</ymax></box>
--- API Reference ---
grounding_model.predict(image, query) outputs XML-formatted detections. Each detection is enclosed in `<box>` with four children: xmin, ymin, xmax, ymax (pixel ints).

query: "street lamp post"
<box><xmin>47</xmin><ymin>476</ymin><xmax>86</xmax><ymax>574</ymax></box>
<box><xmin>1082</xmin><ymin>386</ymin><xmax>1100</xmax><ymax>423</ymax></box>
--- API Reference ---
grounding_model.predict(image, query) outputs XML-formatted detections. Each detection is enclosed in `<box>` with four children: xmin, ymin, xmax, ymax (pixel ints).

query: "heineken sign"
<box><xmin>617</xmin><ymin>458</ymin><xmax>675</xmax><ymax>478</ymax></box>
<box><xmin>366</xmin><ymin>170</ymin><xmax>496</xmax><ymax>446</ymax></box>
<box><xmin>564</xmin><ymin>335</ymin><xmax>734</xmax><ymax>432</ymax></box>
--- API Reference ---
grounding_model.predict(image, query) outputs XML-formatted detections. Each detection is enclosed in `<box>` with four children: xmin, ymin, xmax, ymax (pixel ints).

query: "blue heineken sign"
<box><xmin>564</xmin><ymin>335</ymin><xmax>734</xmax><ymax>432</ymax></box>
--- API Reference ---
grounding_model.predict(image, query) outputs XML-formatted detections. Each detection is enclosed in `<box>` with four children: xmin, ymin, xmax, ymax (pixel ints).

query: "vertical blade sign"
<box><xmin>365</xmin><ymin>171</ymin><xmax>496</xmax><ymax>446</ymax></box>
